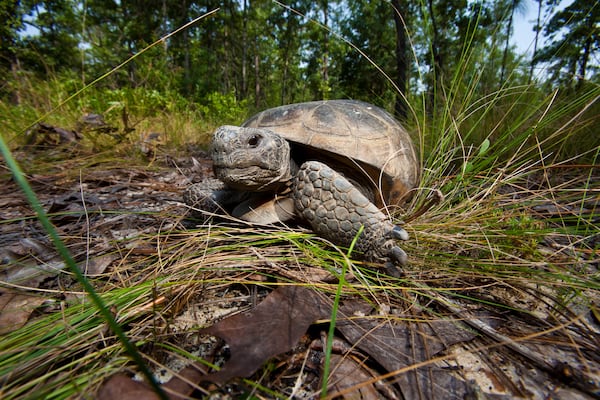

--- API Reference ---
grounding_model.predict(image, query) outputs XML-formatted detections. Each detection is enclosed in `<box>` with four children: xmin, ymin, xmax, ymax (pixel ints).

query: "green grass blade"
<box><xmin>0</xmin><ymin>133</ymin><xmax>168</xmax><ymax>399</ymax></box>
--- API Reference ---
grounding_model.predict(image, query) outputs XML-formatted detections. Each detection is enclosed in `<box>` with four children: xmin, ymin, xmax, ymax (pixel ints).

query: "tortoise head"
<box><xmin>211</xmin><ymin>126</ymin><xmax>293</xmax><ymax>192</ymax></box>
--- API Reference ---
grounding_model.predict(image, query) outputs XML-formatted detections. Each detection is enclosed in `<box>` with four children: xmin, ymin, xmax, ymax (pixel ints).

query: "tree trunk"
<box><xmin>254</xmin><ymin>38</ymin><xmax>261</xmax><ymax>108</ymax></box>
<box><xmin>426</xmin><ymin>0</ymin><xmax>443</xmax><ymax>112</ymax></box>
<box><xmin>241</xmin><ymin>0</ymin><xmax>248</xmax><ymax>98</ymax></box>
<box><xmin>321</xmin><ymin>0</ymin><xmax>329</xmax><ymax>99</ymax></box>
<box><xmin>280</xmin><ymin>8</ymin><xmax>294</xmax><ymax>104</ymax></box>
<box><xmin>11</xmin><ymin>59</ymin><xmax>22</xmax><ymax>105</ymax></box>
<box><xmin>180</xmin><ymin>0</ymin><xmax>192</xmax><ymax>96</ymax></box>
<box><xmin>391</xmin><ymin>0</ymin><xmax>408</xmax><ymax>120</ymax></box>
<box><xmin>529</xmin><ymin>0</ymin><xmax>543</xmax><ymax>83</ymax></box>
<box><xmin>577</xmin><ymin>11</ymin><xmax>594</xmax><ymax>88</ymax></box>
<box><xmin>500</xmin><ymin>0</ymin><xmax>517</xmax><ymax>85</ymax></box>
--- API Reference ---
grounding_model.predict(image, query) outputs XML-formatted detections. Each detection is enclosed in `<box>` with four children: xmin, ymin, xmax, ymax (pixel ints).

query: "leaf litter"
<box><xmin>0</xmin><ymin>122</ymin><xmax>599</xmax><ymax>399</ymax></box>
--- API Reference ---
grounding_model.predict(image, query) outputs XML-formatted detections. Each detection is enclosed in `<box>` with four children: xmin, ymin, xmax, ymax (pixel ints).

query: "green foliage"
<box><xmin>338</xmin><ymin>0</ymin><xmax>401</xmax><ymax>104</ymax></box>
<box><xmin>534</xmin><ymin>0</ymin><xmax>599</xmax><ymax>86</ymax></box>
<box><xmin>0</xmin><ymin>0</ymin><xmax>24</xmax><ymax>75</ymax></box>
<box><xmin>17</xmin><ymin>0</ymin><xmax>82</xmax><ymax>75</ymax></box>
<box><xmin>198</xmin><ymin>91</ymin><xmax>250</xmax><ymax>125</ymax></box>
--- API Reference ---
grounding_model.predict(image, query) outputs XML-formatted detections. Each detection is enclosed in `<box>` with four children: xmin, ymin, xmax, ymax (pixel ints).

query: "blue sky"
<box><xmin>512</xmin><ymin>0</ymin><xmax>543</xmax><ymax>55</ymax></box>
<box><xmin>512</xmin><ymin>0</ymin><xmax>570</xmax><ymax>55</ymax></box>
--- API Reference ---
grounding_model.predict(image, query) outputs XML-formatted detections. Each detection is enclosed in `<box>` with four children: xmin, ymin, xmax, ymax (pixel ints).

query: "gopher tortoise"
<box><xmin>184</xmin><ymin>100</ymin><xmax>419</xmax><ymax>267</ymax></box>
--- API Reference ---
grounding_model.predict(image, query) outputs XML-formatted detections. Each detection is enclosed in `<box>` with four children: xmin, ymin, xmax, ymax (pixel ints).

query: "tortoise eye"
<box><xmin>248</xmin><ymin>134</ymin><xmax>261</xmax><ymax>147</ymax></box>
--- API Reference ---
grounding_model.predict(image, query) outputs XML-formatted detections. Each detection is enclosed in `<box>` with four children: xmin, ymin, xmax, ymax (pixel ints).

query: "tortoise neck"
<box><xmin>289</xmin><ymin>159</ymin><xmax>299</xmax><ymax>177</ymax></box>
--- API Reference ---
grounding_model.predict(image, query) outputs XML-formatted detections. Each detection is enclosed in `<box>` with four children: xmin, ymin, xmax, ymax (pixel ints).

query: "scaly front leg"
<box><xmin>292</xmin><ymin>161</ymin><xmax>409</xmax><ymax>268</ymax></box>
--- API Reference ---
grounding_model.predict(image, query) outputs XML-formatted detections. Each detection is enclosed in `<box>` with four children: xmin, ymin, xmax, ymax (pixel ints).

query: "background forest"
<box><xmin>1</xmin><ymin>0</ymin><xmax>598</xmax><ymax>162</ymax></box>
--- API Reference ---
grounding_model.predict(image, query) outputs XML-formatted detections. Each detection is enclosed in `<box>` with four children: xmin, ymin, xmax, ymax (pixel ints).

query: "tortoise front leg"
<box><xmin>184</xmin><ymin>179</ymin><xmax>250</xmax><ymax>219</ymax></box>
<box><xmin>184</xmin><ymin>179</ymin><xmax>296</xmax><ymax>224</ymax></box>
<box><xmin>292</xmin><ymin>161</ymin><xmax>409</xmax><ymax>267</ymax></box>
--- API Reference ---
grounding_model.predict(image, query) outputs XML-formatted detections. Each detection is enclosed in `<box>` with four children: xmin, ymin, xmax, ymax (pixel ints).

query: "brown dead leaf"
<box><xmin>96</xmin><ymin>374</ymin><xmax>160</xmax><ymax>400</ymax></box>
<box><xmin>80</xmin><ymin>254</ymin><xmax>118</xmax><ymax>276</ymax></box>
<box><xmin>0</xmin><ymin>237</ymin><xmax>66</xmax><ymax>288</ymax></box>
<box><xmin>106</xmin><ymin>286</ymin><xmax>334</xmax><ymax>400</ymax></box>
<box><xmin>0</xmin><ymin>292</ymin><xmax>48</xmax><ymax>334</ymax></box>
<box><xmin>337</xmin><ymin>301</ymin><xmax>476</xmax><ymax>400</ymax></box>
<box><xmin>24</xmin><ymin>122</ymin><xmax>82</xmax><ymax>147</ymax></box>
<box><xmin>1</xmin><ymin>260</ymin><xmax>67</xmax><ymax>288</ymax></box>
<box><xmin>326</xmin><ymin>354</ymin><xmax>385</xmax><ymax>400</ymax></box>
<box><xmin>198</xmin><ymin>285</ymin><xmax>332</xmax><ymax>384</ymax></box>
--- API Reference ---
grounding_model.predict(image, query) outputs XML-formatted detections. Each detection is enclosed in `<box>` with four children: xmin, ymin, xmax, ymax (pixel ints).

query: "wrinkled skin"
<box><xmin>184</xmin><ymin>125</ymin><xmax>409</xmax><ymax>268</ymax></box>
<box><xmin>211</xmin><ymin>126</ymin><xmax>293</xmax><ymax>192</ymax></box>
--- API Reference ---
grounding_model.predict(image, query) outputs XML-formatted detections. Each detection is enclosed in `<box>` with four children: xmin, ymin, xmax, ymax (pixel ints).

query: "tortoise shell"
<box><xmin>242</xmin><ymin>99</ymin><xmax>418</xmax><ymax>207</ymax></box>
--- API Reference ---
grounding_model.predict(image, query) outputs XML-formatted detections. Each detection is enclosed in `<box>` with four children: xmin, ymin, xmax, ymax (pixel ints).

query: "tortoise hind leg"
<box><xmin>292</xmin><ymin>161</ymin><xmax>409</xmax><ymax>266</ymax></box>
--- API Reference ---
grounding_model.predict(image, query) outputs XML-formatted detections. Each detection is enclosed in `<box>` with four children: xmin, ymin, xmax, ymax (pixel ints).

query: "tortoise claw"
<box><xmin>390</xmin><ymin>246</ymin><xmax>408</xmax><ymax>265</ymax></box>
<box><xmin>392</xmin><ymin>226</ymin><xmax>409</xmax><ymax>241</ymax></box>
<box><xmin>384</xmin><ymin>246</ymin><xmax>408</xmax><ymax>276</ymax></box>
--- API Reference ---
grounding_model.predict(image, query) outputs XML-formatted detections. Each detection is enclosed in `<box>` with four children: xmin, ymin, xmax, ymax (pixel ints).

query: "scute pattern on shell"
<box><xmin>242</xmin><ymin>100</ymin><xmax>418</xmax><ymax>206</ymax></box>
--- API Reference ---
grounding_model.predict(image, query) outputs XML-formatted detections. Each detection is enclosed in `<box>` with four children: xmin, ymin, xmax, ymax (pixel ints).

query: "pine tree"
<box><xmin>534</xmin><ymin>0</ymin><xmax>599</xmax><ymax>87</ymax></box>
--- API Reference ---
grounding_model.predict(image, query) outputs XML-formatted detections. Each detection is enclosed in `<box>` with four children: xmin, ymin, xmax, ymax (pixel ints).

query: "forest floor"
<box><xmin>1</xmin><ymin>123</ymin><xmax>599</xmax><ymax>399</ymax></box>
